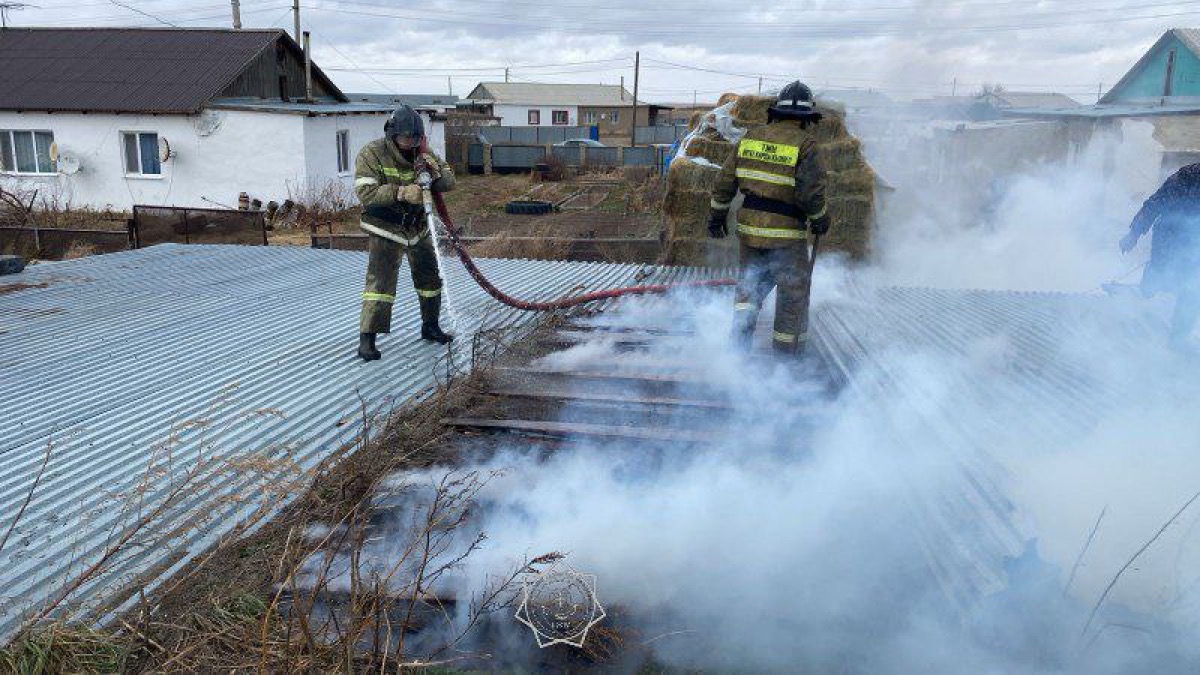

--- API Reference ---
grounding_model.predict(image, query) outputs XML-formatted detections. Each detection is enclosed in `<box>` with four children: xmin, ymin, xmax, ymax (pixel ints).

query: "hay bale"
<box><xmin>827</xmin><ymin>167</ymin><xmax>877</xmax><ymax>195</ymax></box>
<box><xmin>731</xmin><ymin>95</ymin><xmax>774</xmax><ymax>126</ymax></box>
<box><xmin>667</xmin><ymin>157</ymin><xmax>721</xmax><ymax>195</ymax></box>
<box><xmin>717</xmin><ymin>92</ymin><xmax>740</xmax><ymax>107</ymax></box>
<box><xmin>663</xmin><ymin>188</ymin><xmax>711</xmax><ymax>224</ymax></box>
<box><xmin>817</xmin><ymin>139</ymin><xmax>865</xmax><ymax>173</ymax></box>
<box><xmin>688</xmin><ymin>111</ymin><xmax>705</xmax><ymax>131</ymax></box>
<box><xmin>684</xmin><ymin>137</ymin><xmax>734</xmax><ymax>166</ymax></box>
<box><xmin>828</xmin><ymin>195</ymin><xmax>874</xmax><ymax>231</ymax></box>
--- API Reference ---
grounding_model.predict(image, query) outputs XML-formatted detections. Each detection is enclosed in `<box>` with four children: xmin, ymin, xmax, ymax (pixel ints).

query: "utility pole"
<box><xmin>230</xmin><ymin>0</ymin><xmax>242</xmax><ymax>29</ymax></box>
<box><xmin>1097</xmin><ymin>82</ymin><xmax>1103</xmax><ymax>103</ymax></box>
<box><xmin>447</xmin><ymin>76</ymin><xmax>452</xmax><ymax>95</ymax></box>
<box><xmin>292</xmin><ymin>0</ymin><xmax>300</xmax><ymax>42</ymax></box>
<box><xmin>631</xmin><ymin>50</ymin><xmax>640</xmax><ymax>147</ymax></box>
<box><xmin>0</xmin><ymin>2</ymin><xmax>29</xmax><ymax>28</ymax></box>
<box><xmin>505</xmin><ymin>67</ymin><xmax>510</xmax><ymax>83</ymax></box>
<box><xmin>951</xmin><ymin>77</ymin><xmax>958</xmax><ymax>97</ymax></box>
<box><xmin>757</xmin><ymin>77</ymin><xmax>762</xmax><ymax>95</ymax></box>
<box><xmin>693</xmin><ymin>89</ymin><xmax>697</xmax><ymax>107</ymax></box>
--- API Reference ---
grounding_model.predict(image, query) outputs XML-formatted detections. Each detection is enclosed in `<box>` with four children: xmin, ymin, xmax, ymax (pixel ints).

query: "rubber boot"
<box><xmin>358</xmin><ymin>332</ymin><xmax>381</xmax><ymax>361</ymax></box>
<box><xmin>732</xmin><ymin>311</ymin><xmax>757</xmax><ymax>351</ymax></box>
<box><xmin>419</xmin><ymin>295</ymin><xmax>455</xmax><ymax>345</ymax></box>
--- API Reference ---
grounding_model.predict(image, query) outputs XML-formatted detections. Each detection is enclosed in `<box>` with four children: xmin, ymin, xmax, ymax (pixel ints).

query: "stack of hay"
<box><xmin>662</xmin><ymin>94</ymin><xmax>877</xmax><ymax>266</ymax></box>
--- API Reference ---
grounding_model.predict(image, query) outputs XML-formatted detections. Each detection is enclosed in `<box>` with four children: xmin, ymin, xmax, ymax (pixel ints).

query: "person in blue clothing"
<box><xmin>1120</xmin><ymin>163</ymin><xmax>1200</xmax><ymax>352</ymax></box>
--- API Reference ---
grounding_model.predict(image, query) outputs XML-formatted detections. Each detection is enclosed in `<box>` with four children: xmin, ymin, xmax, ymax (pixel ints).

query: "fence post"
<box><xmin>617</xmin><ymin>146</ymin><xmax>625</xmax><ymax>166</ymax></box>
<box><xmin>259</xmin><ymin>213</ymin><xmax>268</xmax><ymax>246</ymax></box>
<box><xmin>580</xmin><ymin>145</ymin><xmax>588</xmax><ymax>171</ymax></box>
<box><xmin>126</xmin><ymin>218</ymin><xmax>137</xmax><ymax>250</ymax></box>
<box><xmin>483</xmin><ymin>143</ymin><xmax>493</xmax><ymax>175</ymax></box>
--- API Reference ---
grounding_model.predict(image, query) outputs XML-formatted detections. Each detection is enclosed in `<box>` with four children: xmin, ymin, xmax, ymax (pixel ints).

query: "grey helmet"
<box><xmin>384</xmin><ymin>104</ymin><xmax>425</xmax><ymax>142</ymax></box>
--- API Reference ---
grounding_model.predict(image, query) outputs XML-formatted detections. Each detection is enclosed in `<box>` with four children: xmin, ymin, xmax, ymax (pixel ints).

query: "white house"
<box><xmin>462</xmin><ymin>82</ymin><xmax>637</xmax><ymax>127</ymax></box>
<box><xmin>0</xmin><ymin>27</ymin><xmax>445</xmax><ymax>212</ymax></box>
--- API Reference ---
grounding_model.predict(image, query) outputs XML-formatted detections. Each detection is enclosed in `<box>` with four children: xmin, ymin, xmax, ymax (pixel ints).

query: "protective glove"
<box><xmin>1119</xmin><ymin>231</ymin><xmax>1139</xmax><ymax>254</ymax></box>
<box><xmin>707</xmin><ymin>210</ymin><xmax>727</xmax><ymax>239</ymax></box>
<box><xmin>418</xmin><ymin>153</ymin><xmax>442</xmax><ymax>179</ymax></box>
<box><xmin>809</xmin><ymin>213</ymin><xmax>831</xmax><ymax>236</ymax></box>
<box><xmin>398</xmin><ymin>184</ymin><xmax>424</xmax><ymax>205</ymax></box>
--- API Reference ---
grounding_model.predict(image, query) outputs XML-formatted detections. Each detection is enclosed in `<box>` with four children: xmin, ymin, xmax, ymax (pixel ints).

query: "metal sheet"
<box><xmin>0</xmin><ymin>243</ymin><xmax>704</xmax><ymax>640</ymax></box>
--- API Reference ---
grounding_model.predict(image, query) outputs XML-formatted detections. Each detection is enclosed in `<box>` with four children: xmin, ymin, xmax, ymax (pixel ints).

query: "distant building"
<box><xmin>1101</xmin><ymin>28</ymin><xmax>1200</xmax><ymax>104</ymax></box>
<box><xmin>0</xmin><ymin>28</ymin><xmax>444</xmax><ymax>211</ymax></box>
<box><xmin>462</xmin><ymin>82</ymin><xmax>672</xmax><ymax>145</ymax></box>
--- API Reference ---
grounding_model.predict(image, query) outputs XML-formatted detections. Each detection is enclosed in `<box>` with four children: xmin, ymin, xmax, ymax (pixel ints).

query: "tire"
<box><xmin>505</xmin><ymin>200</ymin><xmax>554</xmax><ymax>215</ymax></box>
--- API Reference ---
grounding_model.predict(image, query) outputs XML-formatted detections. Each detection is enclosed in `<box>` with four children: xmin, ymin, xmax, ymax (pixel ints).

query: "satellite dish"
<box><xmin>58</xmin><ymin>155</ymin><xmax>82</xmax><ymax>175</ymax></box>
<box><xmin>49</xmin><ymin>142</ymin><xmax>59</xmax><ymax>162</ymax></box>
<box><xmin>158</xmin><ymin>136</ymin><xmax>172</xmax><ymax>162</ymax></box>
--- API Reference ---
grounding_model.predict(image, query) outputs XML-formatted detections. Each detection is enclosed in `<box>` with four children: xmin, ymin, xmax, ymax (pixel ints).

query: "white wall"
<box><xmin>0</xmin><ymin>110</ymin><xmax>309</xmax><ymax>211</ymax></box>
<box><xmin>491</xmin><ymin>104</ymin><xmax>578</xmax><ymax>127</ymax></box>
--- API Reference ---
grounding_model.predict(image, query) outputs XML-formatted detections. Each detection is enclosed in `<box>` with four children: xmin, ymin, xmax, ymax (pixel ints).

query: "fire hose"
<box><xmin>425</xmin><ymin>188</ymin><xmax>736</xmax><ymax>312</ymax></box>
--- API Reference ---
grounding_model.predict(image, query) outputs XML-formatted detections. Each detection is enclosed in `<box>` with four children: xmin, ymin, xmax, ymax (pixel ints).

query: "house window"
<box><xmin>0</xmin><ymin>130</ymin><xmax>56</xmax><ymax>174</ymax></box>
<box><xmin>583</xmin><ymin>111</ymin><xmax>598</xmax><ymax>125</ymax></box>
<box><xmin>336</xmin><ymin>129</ymin><xmax>351</xmax><ymax>173</ymax></box>
<box><xmin>122</xmin><ymin>132</ymin><xmax>162</xmax><ymax>176</ymax></box>
<box><xmin>552</xmin><ymin>110</ymin><xmax>569</xmax><ymax>125</ymax></box>
<box><xmin>528</xmin><ymin>109</ymin><xmax>541</xmax><ymax>125</ymax></box>
<box><xmin>610</xmin><ymin>110</ymin><xmax>620</xmax><ymax>124</ymax></box>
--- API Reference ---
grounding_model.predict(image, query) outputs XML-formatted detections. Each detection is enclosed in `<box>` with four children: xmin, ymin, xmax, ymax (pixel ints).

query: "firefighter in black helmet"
<box><xmin>709</xmin><ymin>81</ymin><xmax>830</xmax><ymax>354</ymax></box>
<box><xmin>354</xmin><ymin>105</ymin><xmax>456</xmax><ymax>362</ymax></box>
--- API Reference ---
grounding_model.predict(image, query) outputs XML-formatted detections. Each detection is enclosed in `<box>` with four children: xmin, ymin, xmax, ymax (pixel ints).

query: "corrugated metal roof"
<box><xmin>0</xmin><ymin>244</ymin><xmax>704</xmax><ymax>640</ymax></box>
<box><xmin>465</xmin><ymin>82</ymin><xmax>646</xmax><ymax>107</ymax></box>
<box><xmin>810</xmin><ymin>285</ymin><xmax>1165</xmax><ymax>612</ymax></box>
<box><xmin>0</xmin><ymin>28</ymin><xmax>345</xmax><ymax>113</ymax></box>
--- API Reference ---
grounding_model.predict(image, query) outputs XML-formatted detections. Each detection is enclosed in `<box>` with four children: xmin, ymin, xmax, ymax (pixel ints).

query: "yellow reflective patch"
<box><xmin>738</xmin><ymin>139</ymin><xmax>799</xmax><ymax>166</ymax></box>
<box><xmin>381</xmin><ymin>167</ymin><xmax>415</xmax><ymax>181</ymax></box>
<box><xmin>362</xmin><ymin>292</ymin><xmax>395</xmax><ymax>303</ymax></box>
<box><xmin>733</xmin><ymin>302</ymin><xmax>756</xmax><ymax>311</ymax></box>
<box><xmin>416</xmin><ymin>288</ymin><xmax>442</xmax><ymax>298</ymax></box>
<box><xmin>736</xmin><ymin>168</ymin><xmax>795</xmax><ymax>187</ymax></box>
<box><xmin>737</xmin><ymin>223</ymin><xmax>805</xmax><ymax>239</ymax></box>
<box><xmin>772</xmin><ymin>331</ymin><xmax>797</xmax><ymax>344</ymax></box>
<box><xmin>807</xmin><ymin>203</ymin><xmax>827</xmax><ymax>221</ymax></box>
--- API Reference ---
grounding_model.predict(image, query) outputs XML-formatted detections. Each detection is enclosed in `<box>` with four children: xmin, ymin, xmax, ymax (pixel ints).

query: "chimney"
<box><xmin>303</xmin><ymin>31</ymin><xmax>313</xmax><ymax>103</ymax></box>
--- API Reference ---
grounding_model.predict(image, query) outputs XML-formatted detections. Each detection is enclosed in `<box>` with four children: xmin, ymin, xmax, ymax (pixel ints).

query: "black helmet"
<box><xmin>384</xmin><ymin>105</ymin><xmax>425</xmax><ymax>142</ymax></box>
<box><xmin>769</xmin><ymin>81</ymin><xmax>821</xmax><ymax>122</ymax></box>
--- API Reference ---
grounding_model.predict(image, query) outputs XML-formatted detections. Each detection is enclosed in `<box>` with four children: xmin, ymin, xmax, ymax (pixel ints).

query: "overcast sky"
<box><xmin>9</xmin><ymin>0</ymin><xmax>1199</xmax><ymax>103</ymax></box>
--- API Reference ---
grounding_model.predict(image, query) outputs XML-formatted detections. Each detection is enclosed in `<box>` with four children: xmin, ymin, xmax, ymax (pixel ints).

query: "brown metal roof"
<box><xmin>0</xmin><ymin>28</ymin><xmax>343</xmax><ymax>114</ymax></box>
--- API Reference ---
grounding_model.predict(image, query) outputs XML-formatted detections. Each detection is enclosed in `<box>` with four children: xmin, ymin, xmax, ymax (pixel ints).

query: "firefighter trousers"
<box><xmin>733</xmin><ymin>239</ymin><xmax>812</xmax><ymax>351</ymax></box>
<box><xmin>359</xmin><ymin>228</ymin><xmax>444</xmax><ymax>334</ymax></box>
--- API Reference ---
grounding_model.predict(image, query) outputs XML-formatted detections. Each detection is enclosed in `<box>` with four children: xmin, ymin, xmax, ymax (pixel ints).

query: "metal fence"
<box><xmin>470</xmin><ymin>143</ymin><xmax>670</xmax><ymax>173</ymax></box>
<box><xmin>0</xmin><ymin>226</ymin><xmax>134</xmax><ymax>259</ymax></box>
<box><xmin>478</xmin><ymin>126</ymin><xmax>596</xmax><ymax>144</ymax></box>
<box><xmin>132</xmin><ymin>205</ymin><xmax>268</xmax><ymax>247</ymax></box>
<box><xmin>635</xmin><ymin>125</ymin><xmax>690</xmax><ymax>144</ymax></box>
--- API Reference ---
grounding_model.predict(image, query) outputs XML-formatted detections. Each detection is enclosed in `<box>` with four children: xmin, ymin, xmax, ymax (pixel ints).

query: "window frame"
<box><xmin>551</xmin><ymin>110</ymin><xmax>569</xmax><ymax>126</ymax></box>
<box><xmin>0</xmin><ymin>129</ymin><xmax>57</xmax><ymax>175</ymax></box>
<box><xmin>583</xmin><ymin>111</ymin><xmax>598</xmax><ymax>125</ymax></box>
<box><xmin>527</xmin><ymin>109</ymin><xmax>541</xmax><ymax>125</ymax></box>
<box><xmin>336</xmin><ymin>129</ymin><xmax>351</xmax><ymax>174</ymax></box>
<box><xmin>610</xmin><ymin>109</ymin><xmax>620</xmax><ymax>124</ymax></box>
<box><xmin>122</xmin><ymin>131</ymin><xmax>163</xmax><ymax>178</ymax></box>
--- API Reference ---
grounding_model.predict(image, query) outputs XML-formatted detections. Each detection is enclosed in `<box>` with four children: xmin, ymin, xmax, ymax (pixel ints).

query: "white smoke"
<box><xmin>372</xmin><ymin>112</ymin><xmax>1200</xmax><ymax>672</ymax></box>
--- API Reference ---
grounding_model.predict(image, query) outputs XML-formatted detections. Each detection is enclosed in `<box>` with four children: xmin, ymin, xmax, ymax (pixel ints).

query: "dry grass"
<box><xmin>61</xmin><ymin>242</ymin><xmax>98</xmax><ymax>260</ymax></box>
<box><xmin>468</xmin><ymin>227</ymin><xmax>571</xmax><ymax>260</ymax></box>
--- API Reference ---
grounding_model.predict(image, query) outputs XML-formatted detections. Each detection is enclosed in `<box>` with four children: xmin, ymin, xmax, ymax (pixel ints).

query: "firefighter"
<box><xmin>355</xmin><ymin>105</ymin><xmax>456</xmax><ymax>362</ymax></box>
<box><xmin>708</xmin><ymin>81</ymin><xmax>830</xmax><ymax>354</ymax></box>
<box><xmin>1120</xmin><ymin>163</ymin><xmax>1200</xmax><ymax>352</ymax></box>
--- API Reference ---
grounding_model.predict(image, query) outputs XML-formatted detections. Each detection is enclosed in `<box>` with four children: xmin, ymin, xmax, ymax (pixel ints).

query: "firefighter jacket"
<box><xmin>354</xmin><ymin>138</ymin><xmax>455</xmax><ymax>236</ymax></box>
<box><xmin>711</xmin><ymin>119</ymin><xmax>828</xmax><ymax>249</ymax></box>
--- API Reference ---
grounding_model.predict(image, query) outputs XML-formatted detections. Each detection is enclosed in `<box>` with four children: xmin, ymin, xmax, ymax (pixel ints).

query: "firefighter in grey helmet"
<box><xmin>355</xmin><ymin>105</ymin><xmax>456</xmax><ymax>362</ymax></box>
